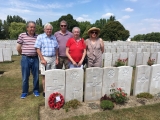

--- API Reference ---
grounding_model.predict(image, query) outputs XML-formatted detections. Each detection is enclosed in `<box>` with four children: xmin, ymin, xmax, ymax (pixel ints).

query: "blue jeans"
<box><xmin>21</xmin><ymin>55</ymin><xmax>39</xmax><ymax>93</ymax></box>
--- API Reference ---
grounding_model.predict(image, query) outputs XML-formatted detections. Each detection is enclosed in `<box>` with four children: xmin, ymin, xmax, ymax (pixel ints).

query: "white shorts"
<box><xmin>40</xmin><ymin>56</ymin><xmax>56</xmax><ymax>75</ymax></box>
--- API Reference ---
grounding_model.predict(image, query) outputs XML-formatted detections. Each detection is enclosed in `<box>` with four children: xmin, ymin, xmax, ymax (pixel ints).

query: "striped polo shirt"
<box><xmin>17</xmin><ymin>32</ymin><xmax>38</xmax><ymax>56</ymax></box>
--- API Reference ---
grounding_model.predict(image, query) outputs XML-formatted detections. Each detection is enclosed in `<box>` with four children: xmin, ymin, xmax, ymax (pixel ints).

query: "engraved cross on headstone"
<box><xmin>153</xmin><ymin>72</ymin><xmax>160</xmax><ymax>88</ymax></box>
<box><xmin>138</xmin><ymin>73</ymin><xmax>148</xmax><ymax>92</ymax></box>
<box><xmin>88</xmin><ymin>76</ymin><xmax>101</xmax><ymax>97</ymax></box>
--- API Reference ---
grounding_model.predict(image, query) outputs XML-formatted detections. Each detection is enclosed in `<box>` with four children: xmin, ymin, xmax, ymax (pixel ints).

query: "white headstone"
<box><xmin>128</xmin><ymin>52</ymin><xmax>136</xmax><ymax>66</ymax></box>
<box><xmin>45</xmin><ymin>69</ymin><xmax>65</xmax><ymax>108</ymax></box>
<box><xmin>149</xmin><ymin>64</ymin><xmax>160</xmax><ymax>95</ymax></box>
<box><xmin>119</xmin><ymin>52</ymin><xmax>127</xmax><ymax>60</ymax></box>
<box><xmin>65</xmin><ymin>68</ymin><xmax>84</xmax><ymax>102</ymax></box>
<box><xmin>142</xmin><ymin>52</ymin><xmax>150</xmax><ymax>65</ymax></box>
<box><xmin>104</xmin><ymin>53</ymin><xmax>112</xmax><ymax>67</ymax></box>
<box><xmin>84</xmin><ymin>67</ymin><xmax>103</xmax><ymax>102</ymax></box>
<box><xmin>112</xmin><ymin>53</ymin><xmax>120</xmax><ymax>66</ymax></box>
<box><xmin>133</xmin><ymin>65</ymin><xmax>151</xmax><ymax>95</ymax></box>
<box><xmin>135</xmin><ymin>53</ymin><xmax>143</xmax><ymax>66</ymax></box>
<box><xmin>117</xmin><ymin>48</ymin><xmax>123</xmax><ymax>53</ymax></box>
<box><xmin>102</xmin><ymin>67</ymin><xmax>118</xmax><ymax>96</ymax></box>
<box><xmin>0</xmin><ymin>48</ymin><xmax>3</xmax><ymax>62</ymax></box>
<box><xmin>157</xmin><ymin>52</ymin><xmax>160</xmax><ymax>64</ymax></box>
<box><xmin>117</xmin><ymin>66</ymin><xmax>133</xmax><ymax>96</ymax></box>
<box><xmin>150</xmin><ymin>52</ymin><xmax>157</xmax><ymax>64</ymax></box>
<box><xmin>3</xmin><ymin>48</ymin><xmax>11</xmax><ymax>61</ymax></box>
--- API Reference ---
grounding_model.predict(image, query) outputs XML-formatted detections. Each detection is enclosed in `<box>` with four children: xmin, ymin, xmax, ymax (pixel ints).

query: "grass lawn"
<box><xmin>0</xmin><ymin>55</ymin><xmax>160</xmax><ymax>120</ymax></box>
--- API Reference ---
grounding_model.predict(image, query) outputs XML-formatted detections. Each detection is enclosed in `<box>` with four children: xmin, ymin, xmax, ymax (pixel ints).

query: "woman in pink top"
<box><xmin>85</xmin><ymin>27</ymin><xmax>104</xmax><ymax>67</ymax></box>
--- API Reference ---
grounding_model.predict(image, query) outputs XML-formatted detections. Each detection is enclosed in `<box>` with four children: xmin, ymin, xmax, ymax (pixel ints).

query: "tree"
<box><xmin>50</xmin><ymin>20</ymin><xmax>59</xmax><ymax>34</ymax></box>
<box><xmin>0</xmin><ymin>19</ymin><xmax>5</xmax><ymax>39</ymax></box>
<box><xmin>58</xmin><ymin>14</ymin><xmax>79</xmax><ymax>32</ymax></box>
<box><xmin>78</xmin><ymin>21</ymin><xmax>91</xmax><ymax>37</ymax></box>
<box><xmin>92</xmin><ymin>18</ymin><xmax>107</xmax><ymax>30</ymax></box>
<box><xmin>36</xmin><ymin>18</ymin><xmax>42</xmax><ymax>27</ymax></box>
<box><xmin>100</xmin><ymin>20</ymin><xmax>130</xmax><ymax>41</ymax></box>
<box><xmin>9</xmin><ymin>22</ymin><xmax>26</xmax><ymax>39</ymax></box>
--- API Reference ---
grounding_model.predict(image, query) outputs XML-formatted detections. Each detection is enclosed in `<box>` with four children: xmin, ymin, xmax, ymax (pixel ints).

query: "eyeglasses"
<box><xmin>91</xmin><ymin>31</ymin><xmax>98</xmax><ymax>35</ymax></box>
<box><xmin>60</xmin><ymin>25</ymin><xmax>67</xmax><ymax>27</ymax></box>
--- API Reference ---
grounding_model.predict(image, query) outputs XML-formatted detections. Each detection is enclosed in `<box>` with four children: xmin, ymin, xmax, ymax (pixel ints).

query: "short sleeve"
<box><xmin>17</xmin><ymin>33</ymin><xmax>23</xmax><ymax>44</ymax></box>
<box><xmin>34</xmin><ymin>35</ymin><xmax>42</xmax><ymax>48</ymax></box>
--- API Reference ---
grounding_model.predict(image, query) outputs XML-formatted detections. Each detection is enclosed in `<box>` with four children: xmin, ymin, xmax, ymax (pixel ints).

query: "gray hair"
<box><xmin>44</xmin><ymin>23</ymin><xmax>53</xmax><ymax>30</ymax></box>
<box><xmin>60</xmin><ymin>20</ymin><xmax>67</xmax><ymax>25</ymax></box>
<box><xmin>72</xmin><ymin>27</ymin><xmax>80</xmax><ymax>33</ymax></box>
<box><xmin>26</xmin><ymin>21</ymin><xmax>36</xmax><ymax>27</ymax></box>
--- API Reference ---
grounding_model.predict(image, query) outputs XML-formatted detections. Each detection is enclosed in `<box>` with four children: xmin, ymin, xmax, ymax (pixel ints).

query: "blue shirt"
<box><xmin>34</xmin><ymin>33</ymin><xmax>59</xmax><ymax>57</ymax></box>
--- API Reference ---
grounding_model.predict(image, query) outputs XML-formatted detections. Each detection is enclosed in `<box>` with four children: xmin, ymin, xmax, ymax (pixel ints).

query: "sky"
<box><xmin>0</xmin><ymin>0</ymin><xmax>160</xmax><ymax>38</ymax></box>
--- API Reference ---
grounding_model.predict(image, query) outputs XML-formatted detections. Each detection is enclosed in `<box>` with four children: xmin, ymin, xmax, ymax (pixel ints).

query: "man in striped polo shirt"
<box><xmin>17</xmin><ymin>21</ymin><xmax>40</xmax><ymax>99</ymax></box>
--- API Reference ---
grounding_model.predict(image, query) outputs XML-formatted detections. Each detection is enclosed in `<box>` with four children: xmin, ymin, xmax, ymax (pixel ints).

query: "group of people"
<box><xmin>17</xmin><ymin>20</ymin><xmax>104</xmax><ymax>99</ymax></box>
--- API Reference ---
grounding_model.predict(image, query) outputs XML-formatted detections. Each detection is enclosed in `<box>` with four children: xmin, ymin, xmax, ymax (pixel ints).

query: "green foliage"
<box><xmin>100</xmin><ymin>20</ymin><xmax>130</xmax><ymax>41</ymax></box>
<box><xmin>36</xmin><ymin>25</ymin><xmax>43</xmax><ymax>34</ymax></box>
<box><xmin>131</xmin><ymin>32</ymin><xmax>160</xmax><ymax>42</ymax></box>
<box><xmin>110</xmin><ymin>87</ymin><xmax>128</xmax><ymax>104</ymax></box>
<box><xmin>100</xmin><ymin>94</ymin><xmax>114</xmax><ymax>102</ymax></box>
<box><xmin>9</xmin><ymin>22</ymin><xmax>26</xmax><ymax>39</ymax></box>
<box><xmin>136</xmin><ymin>92</ymin><xmax>153</xmax><ymax>99</ymax></box>
<box><xmin>50</xmin><ymin>20</ymin><xmax>59</xmax><ymax>34</ymax></box>
<box><xmin>114</xmin><ymin>58</ymin><xmax>128</xmax><ymax>67</ymax></box>
<box><xmin>36</xmin><ymin>18</ymin><xmax>42</xmax><ymax>27</ymax></box>
<box><xmin>100</xmin><ymin>100</ymin><xmax>114</xmax><ymax>110</ymax></box>
<box><xmin>78</xmin><ymin>21</ymin><xmax>91</xmax><ymax>37</ymax></box>
<box><xmin>63</xmin><ymin>99</ymin><xmax>81</xmax><ymax>112</ymax></box>
<box><xmin>58</xmin><ymin>14</ymin><xmax>79</xmax><ymax>32</ymax></box>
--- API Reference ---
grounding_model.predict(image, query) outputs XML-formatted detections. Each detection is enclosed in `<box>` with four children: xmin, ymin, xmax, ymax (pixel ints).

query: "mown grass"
<box><xmin>1</xmin><ymin>56</ymin><xmax>160</xmax><ymax>120</ymax></box>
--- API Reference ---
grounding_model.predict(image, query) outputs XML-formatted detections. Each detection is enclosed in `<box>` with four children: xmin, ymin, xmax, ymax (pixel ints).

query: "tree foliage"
<box><xmin>9</xmin><ymin>22</ymin><xmax>26</xmax><ymax>39</ymax></box>
<box><xmin>58</xmin><ymin>14</ymin><xmax>79</xmax><ymax>32</ymax></box>
<box><xmin>132</xmin><ymin>32</ymin><xmax>160</xmax><ymax>42</ymax></box>
<box><xmin>100</xmin><ymin>20</ymin><xmax>130</xmax><ymax>41</ymax></box>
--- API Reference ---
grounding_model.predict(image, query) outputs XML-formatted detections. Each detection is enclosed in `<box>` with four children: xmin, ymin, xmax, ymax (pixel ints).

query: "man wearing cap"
<box><xmin>85</xmin><ymin>27</ymin><xmax>104</xmax><ymax>67</ymax></box>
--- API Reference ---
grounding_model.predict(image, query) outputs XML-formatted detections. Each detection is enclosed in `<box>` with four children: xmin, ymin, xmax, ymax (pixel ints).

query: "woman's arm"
<box><xmin>78</xmin><ymin>48</ymin><xmax>86</xmax><ymax>66</ymax></box>
<box><xmin>99</xmin><ymin>38</ymin><xmax>104</xmax><ymax>53</ymax></box>
<box><xmin>66</xmin><ymin>47</ymin><xmax>77</xmax><ymax>66</ymax></box>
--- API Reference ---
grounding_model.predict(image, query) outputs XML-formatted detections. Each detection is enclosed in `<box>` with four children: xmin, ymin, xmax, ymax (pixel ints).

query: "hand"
<box><xmin>77</xmin><ymin>61</ymin><xmax>82</xmax><ymax>67</ymax></box>
<box><xmin>55</xmin><ymin>59</ymin><xmax>58</xmax><ymax>65</ymax></box>
<box><xmin>41</xmin><ymin>59</ymin><xmax>47</xmax><ymax>66</ymax></box>
<box><xmin>72</xmin><ymin>61</ymin><xmax>77</xmax><ymax>67</ymax></box>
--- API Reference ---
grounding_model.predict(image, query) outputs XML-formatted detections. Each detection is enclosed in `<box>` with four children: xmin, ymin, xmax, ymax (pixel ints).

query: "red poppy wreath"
<box><xmin>48</xmin><ymin>92</ymin><xmax>65</xmax><ymax>110</ymax></box>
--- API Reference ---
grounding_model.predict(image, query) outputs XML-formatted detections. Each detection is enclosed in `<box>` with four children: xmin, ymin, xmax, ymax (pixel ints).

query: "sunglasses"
<box><xmin>91</xmin><ymin>31</ymin><xmax>98</xmax><ymax>35</ymax></box>
<box><xmin>60</xmin><ymin>25</ymin><xmax>67</xmax><ymax>27</ymax></box>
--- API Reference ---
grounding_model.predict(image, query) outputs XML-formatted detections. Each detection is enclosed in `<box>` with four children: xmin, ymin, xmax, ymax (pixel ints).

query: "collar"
<box><xmin>59</xmin><ymin>30</ymin><xmax>69</xmax><ymax>35</ymax></box>
<box><xmin>43</xmin><ymin>33</ymin><xmax>54</xmax><ymax>39</ymax></box>
<box><xmin>26</xmin><ymin>32</ymin><xmax>36</xmax><ymax>37</ymax></box>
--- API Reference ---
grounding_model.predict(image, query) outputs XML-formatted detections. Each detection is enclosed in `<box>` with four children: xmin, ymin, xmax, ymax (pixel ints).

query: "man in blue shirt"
<box><xmin>34</xmin><ymin>23</ymin><xmax>59</xmax><ymax>98</ymax></box>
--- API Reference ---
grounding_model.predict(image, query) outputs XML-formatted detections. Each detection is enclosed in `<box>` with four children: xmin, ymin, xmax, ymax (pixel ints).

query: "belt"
<box><xmin>22</xmin><ymin>54</ymin><xmax>38</xmax><ymax>57</ymax></box>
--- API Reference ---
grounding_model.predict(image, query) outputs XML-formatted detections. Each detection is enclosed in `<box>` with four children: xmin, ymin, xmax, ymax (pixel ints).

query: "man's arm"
<box><xmin>36</xmin><ymin>48</ymin><xmax>47</xmax><ymax>66</ymax></box>
<box><xmin>16</xmin><ymin>43</ymin><xmax>22</xmax><ymax>55</ymax></box>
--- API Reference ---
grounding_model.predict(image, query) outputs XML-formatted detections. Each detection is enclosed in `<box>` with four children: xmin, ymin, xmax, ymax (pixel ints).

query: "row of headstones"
<box><xmin>104</xmin><ymin>47</ymin><xmax>160</xmax><ymax>53</ymax></box>
<box><xmin>0</xmin><ymin>40</ymin><xmax>18</xmax><ymax>62</ymax></box>
<box><xmin>103</xmin><ymin>41</ymin><xmax>160</xmax><ymax>46</ymax></box>
<box><xmin>45</xmin><ymin>64</ymin><xmax>160</xmax><ymax>108</ymax></box>
<box><xmin>103</xmin><ymin>52</ymin><xmax>160</xmax><ymax>67</ymax></box>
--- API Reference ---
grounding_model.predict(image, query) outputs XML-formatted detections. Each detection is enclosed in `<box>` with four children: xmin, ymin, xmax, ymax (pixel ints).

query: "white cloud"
<box><xmin>124</xmin><ymin>8</ymin><xmax>134</xmax><ymax>12</ymax></box>
<box><xmin>82</xmin><ymin>14</ymin><xmax>89</xmax><ymax>17</ymax></box>
<box><xmin>78</xmin><ymin>0</ymin><xmax>91</xmax><ymax>4</ymax></box>
<box><xmin>76</xmin><ymin>17</ymin><xmax>92</xmax><ymax>22</ymax></box>
<box><xmin>9</xmin><ymin>8</ymin><xmax>31</xmax><ymax>13</ymax></box>
<box><xmin>102</xmin><ymin>13</ymin><xmax>114</xmax><ymax>18</ymax></box>
<box><xmin>143</xmin><ymin>18</ymin><xmax>160</xmax><ymax>23</ymax></box>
